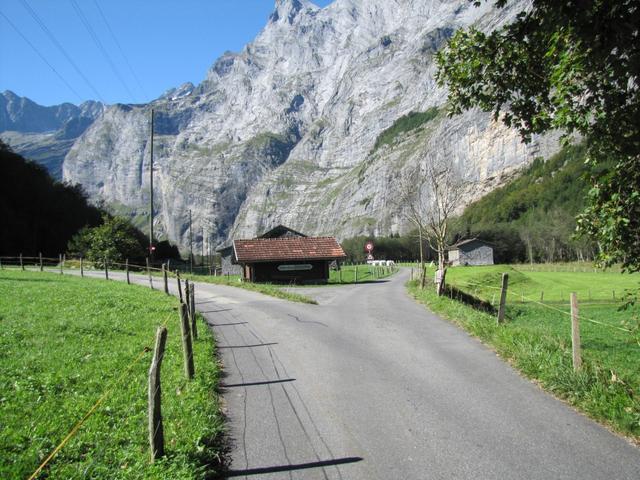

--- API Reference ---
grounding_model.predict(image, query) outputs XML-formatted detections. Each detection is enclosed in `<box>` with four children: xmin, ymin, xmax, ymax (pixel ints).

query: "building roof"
<box><xmin>233</xmin><ymin>237</ymin><xmax>346</xmax><ymax>263</ymax></box>
<box><xmin>258</xmin><ymin>224</ymin><xmax>307</xmax><ymax>239</ymax></box>
<box><xmin>447</xmin><ymin>238</ymin><xmax>493</xmax><ymax>250</ymax></box>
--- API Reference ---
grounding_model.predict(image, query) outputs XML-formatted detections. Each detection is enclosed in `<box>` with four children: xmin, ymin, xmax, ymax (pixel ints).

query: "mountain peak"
<box><xmin>270</xmin><ymin>0</ymin><xmax>316</xmax><ymax>24</ymax></box>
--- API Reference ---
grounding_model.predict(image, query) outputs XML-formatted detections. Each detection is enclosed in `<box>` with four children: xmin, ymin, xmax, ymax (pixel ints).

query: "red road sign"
<box><xmin>365</xmin><ymin>241</ymin><xmax>374</xmax><ymax>252</ymax></box>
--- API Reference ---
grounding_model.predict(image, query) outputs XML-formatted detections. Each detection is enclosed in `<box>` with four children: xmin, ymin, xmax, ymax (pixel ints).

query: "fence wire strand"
<box><xmin>454</xmin><ymin>280</ymin><xmax>633</xmax><ymax>334</ymax></box>
<box><xmin>27</xmin><ymin>290</ymin><xmax>178</xmax><ymax>479</ymax></box>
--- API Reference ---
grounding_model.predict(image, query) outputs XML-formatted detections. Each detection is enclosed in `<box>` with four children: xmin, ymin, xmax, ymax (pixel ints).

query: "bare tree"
<box><xmin>399</xmin><ymin>154</ymin><xmax>467</xmax><ymax>294</ymax></box>
<box><xmin>398</xmin><ymin>169</ymin><xmax>429</xmax><ymax>288</ymax></box>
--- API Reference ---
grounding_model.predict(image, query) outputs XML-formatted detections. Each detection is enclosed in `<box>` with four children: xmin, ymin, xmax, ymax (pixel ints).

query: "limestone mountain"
<box><xmin>0</xmin><ymin>90</ymin><xmax>103</xmax><ymax>178</ymax></box>
<box><xmin>61</xmin><ymin>0</ymin><xmax>560</xmax><ymax>250</ymax></box>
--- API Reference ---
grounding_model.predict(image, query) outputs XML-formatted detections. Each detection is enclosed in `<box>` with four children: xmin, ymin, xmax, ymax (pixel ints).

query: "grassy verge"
<box><xmin>181</xmin><ymin>273</ymin><xmax>318</xmax><ymax>305</ymax></box>
<box><xmin>0</xmin><ymin>270</ymin><xmax>224</xmax><ymax>479</ymax></box>
<box><xmin>407</xmin><ymin>279</ymin><xmax>640</xmax><ymax>444</ymax></box>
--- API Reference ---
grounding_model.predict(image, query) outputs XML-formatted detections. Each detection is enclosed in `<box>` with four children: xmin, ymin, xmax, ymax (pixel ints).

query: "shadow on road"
<box><xmin>217</xmin><ymin>343</ymin><xmax>278</xmax><ymax>349</ymax></box>
<box><xmin>217</xmin><ymin>456</ymin><xmax>364</xmax><ymax>477</ymax></box>
<box><xmin>221</xmin><ymin>378</ymin><xmax>296</xmax><ymax>388</ymax></box>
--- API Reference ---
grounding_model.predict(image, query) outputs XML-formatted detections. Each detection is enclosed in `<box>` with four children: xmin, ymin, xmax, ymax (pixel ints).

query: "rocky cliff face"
<box><xmin>62</xmin><ymin>0</ymin><xmax>561</xmax><ymax>250</ymax></box>
<box><xmin>0</xmin><ymin>91</ymin><xmax>103</xmax><ymax>178</ymax></box>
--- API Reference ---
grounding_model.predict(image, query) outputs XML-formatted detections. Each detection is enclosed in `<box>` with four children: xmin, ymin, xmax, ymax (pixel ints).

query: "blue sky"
<box><xmin>0</xmin><ymin>0</ymin><xmax>334</xmax><ymax>106</ymax></box>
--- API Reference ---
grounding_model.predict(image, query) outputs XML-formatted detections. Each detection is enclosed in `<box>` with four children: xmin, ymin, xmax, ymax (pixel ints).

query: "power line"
<box><xmin>0</xmin><ymin>10</ymin><xmax>83</xmax><ymax>102</ymax></box>
<box><xmin>19</xmin><ymin>0</ymin><xmax>105</xmax><ymax>102</ymax></box>
<box><xmin>92</xmin><ymin>0</ymin><xmax>148</xmax><ymax>100</ymax></box>
<box><xmin>69</xmin><ymin>0</ymin><xmax>137</xmax><ymax>103</ymax></box>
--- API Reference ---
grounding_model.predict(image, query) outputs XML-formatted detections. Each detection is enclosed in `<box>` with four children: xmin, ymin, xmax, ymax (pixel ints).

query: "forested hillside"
<box><xmin>0</xmin><ymin>140</ymin><xmax>102</xmax><ymax>256</ymax></box>
<box><xmin>455</xmin><ymin>144</ymin><xmax>598</xmax><ymax>263</ymax></box>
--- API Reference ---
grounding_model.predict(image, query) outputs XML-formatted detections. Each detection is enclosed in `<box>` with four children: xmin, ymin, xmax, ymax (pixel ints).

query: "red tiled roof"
<box><xmin>233</xmin><ymin>237</ymin><xmax>346</xmax><ymax>263</ymax></box>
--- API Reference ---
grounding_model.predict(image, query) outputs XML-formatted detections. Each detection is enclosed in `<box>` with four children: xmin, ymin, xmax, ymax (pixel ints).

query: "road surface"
<box><xmin>79</xmin><ymin>268</ymin><xmax>640</xmax><ymax>479</ymax></box>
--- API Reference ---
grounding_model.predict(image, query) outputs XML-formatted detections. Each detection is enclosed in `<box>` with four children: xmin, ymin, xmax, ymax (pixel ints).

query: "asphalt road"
<box><xmin>77</xmin><ymin>268</ymin><xmax>640</xmax><ymax>479</ymax></box>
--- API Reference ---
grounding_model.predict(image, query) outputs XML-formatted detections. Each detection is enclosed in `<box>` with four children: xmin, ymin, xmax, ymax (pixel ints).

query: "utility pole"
<box><xmin>149</xmin><ymin>108</ymin><xmax>155</xmax><ymax>262</ymax></box>
<box><xmin>201</xmin><ymin>227</ymin><xmax>205</xmax><ymax>270</ymax></box>
<box><xmin>189</xmin><ymin>209</ymin><xmax>193</xmax><ymax>274</ymax></box>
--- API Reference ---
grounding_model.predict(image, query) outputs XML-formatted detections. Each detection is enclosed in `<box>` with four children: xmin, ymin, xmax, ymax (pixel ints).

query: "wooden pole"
<box><xmin>126</xmin><ymin>258</ymin><xmax>130</xmax><ymax>285</ymax></box>
<box><xmin>179</xmin><ymin>303</ymin><xmax>194</xmax><ymax>379</ymax></box>
<box><xmin>570</xmin><ymin>292</ymin><xmax>582</xmax><ymax>371</ymax></box>
<box><xmin>189</xmin><ymin>210</ymin><xmax>193</xmax><ymax>274</ymax></box>
<box><xmin>80</xmin><ymin>257</ymin><xmax>84</xmax><ymax>277</ymax></box>
<box><xmin>162</xmin><ymin>263</ymin><xmax>169</xmax><ymax>295</ymax></box>
<box><xmin>540</xmin><ymin>291</ymin><xmax>544</xmax><ymax>303</ymax></box>
<box><xmin>176</xmin><ymin>271</ymin><xmax>183</xmax><ymax>303</ymax></box>
<box><xmin>148</xmin><ymin>326</ymin><xmax>167</xmax><ymax>461</ymax></box>
<box><xmin>59</xmin><ymin>254</ymin><xmax>63</xmax><ymax>274</ymax></box>
<box><xmin>104</xmin><ymin>257</ymin><xmax>109</xmax><ymax>280</ymax></box>
<box><xmin>190</xmin><ymin>283</ymin><xmax>197</xmax><ymax>341</ymax></box>
<box><xmin>185</xmin><ymin>280</ymin><xmax>191</xmax><ymax>314</ymax></box>
<box><xmin>146</xmin><ymin>257</ymin><xmax>153</xmax><ymax>289</ymax></box>
<box><xmin>497</xmin><ymin>273</ymin><xmax>509</xmax><ymax>323</ymax></box>
<box><xmin>63</xmin><ymin>254</ymin><xmax>66</xmax><ymax>270</ymax></box>
<box><xmin>355</xmin><ymin>264</ymin><xmax>358</xmax><ymax>284</ymax></box>
<box><xmin>39</xmin><ymin>252</ymin><xmax>43</xmax><ymax>272</ymax></box>
<box><xmin>19</xmin><ymin>253</ymin><xmax>23</xmax><ymax>270</ymax></box>
<box><xmin>149</xmin><ymin>109</ymin><xmax>155</xmax><ymax>263</ymax></box>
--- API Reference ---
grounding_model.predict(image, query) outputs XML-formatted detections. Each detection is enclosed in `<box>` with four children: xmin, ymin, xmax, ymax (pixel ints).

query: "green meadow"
<box><xmin>0</xmin><ymin>270</ymin><xmax>223</xmax><ymax>479</ymax></box>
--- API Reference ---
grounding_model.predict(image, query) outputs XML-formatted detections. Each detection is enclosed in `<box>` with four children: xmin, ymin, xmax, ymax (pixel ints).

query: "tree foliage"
<box><xmin>67</xmin><ymin>215</ymin><xmax>147</xmax><ymax>264</ymax></box>
<box><xmin>436</xmin><ymin>0</ymin><xmax>640</xmax><ymax>271</ymax></box>
<box><xmin>454</xmin><ymin>144</ymin><xmax>600</xmax><ymax>263</ymax></box>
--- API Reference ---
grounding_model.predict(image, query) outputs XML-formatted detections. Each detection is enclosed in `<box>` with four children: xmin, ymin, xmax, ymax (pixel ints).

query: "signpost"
<box><xmin>365</xmin><ymin>241</ymin><xmax>374</xmax><ymax>261</ymax></box>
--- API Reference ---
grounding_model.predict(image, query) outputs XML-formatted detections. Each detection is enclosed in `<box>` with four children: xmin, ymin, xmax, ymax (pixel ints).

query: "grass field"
<box><xmin>0</xmin><ymin>270</ymin><xmax>224</xmax><ymax>479</ymax></box>
<box><xmin>408</xmin><ymin>265</ymin><xmax>640</xmax><ymax>442</ymax></box>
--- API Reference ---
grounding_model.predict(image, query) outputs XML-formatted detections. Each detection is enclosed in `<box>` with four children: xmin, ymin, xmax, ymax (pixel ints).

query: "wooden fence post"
<box><xmin>125</xmin><ymin>258</ymin><xmax>130</xmax><ymax>284</ymax></box>
<box><xmin>570</xmin><ymin>292</ymin><xmax>582</xmax><ymax>371</ymax></box>
<box><xmin>355</xmin><ymin>265</ymin><xmax>358</xmax><ymax>284</ymax></box>
<box><xmin>179</xmin><ymin>303</ymin><xmax>194</xmax><ymax>379</ymax></box>
<box><xmin>80</xmin><ymin>257</ymin><xmax>84</xmax><ymax>277</ymax></box>
<box><xmin>19</xmin><ymin>253</ymin><xmax>24</xmax><ymax>270</ymax></box>
<box><xmin>0</xmin><ymin>258</ymin><xmax>3</xmax><ymax>269</ymax></box>
<box><xmin>190</xmin><ymin>283</ymin><xmax>197</xmax><ymax>341</ymax></box>
<box><xmin>497</xmin><ymin>273</ymin><xmax>509</xmax><ymax>323</ymax></box>
<box><xmin>185</xmin><ymin>280</ymin><xmax>191</xmax><ymax>314</ymax></box>
<box><xmin>104</xmin><ymin>257</ymin><xmax>109</xmax><ymax>280</ymax></box>
<box><xmin>148</xmin><ymin>326</ymin><xmax>168</xmax><ymax>461</ymax></box>
<box><xmin>59</xmin><ymin>254</ymin><xmax>63</xmax><ymax>275</ymax></box>
<box><xmin>339</xmin><ymin>267</ymin><xmax>342</xmax><ymax>283</ymax></box>
<box><xmin>162</xmin><ymin>264</ymin><xmax>169</xmax><ymax>295</ymax></box>
<box><xmin>176</xmin><ymin>271</ymin><xmax>183</xmax><ymax>303</ymax></box>
<box><xmin>540</xmin><ymin>291</ymin><xmax>544</xmax><ymax>303</ymax></box>
<box><xmin>39</xmin><ymin>252</ymin><xmax>43</xmax><ymax>272</ymax></box>
<box><xmin>146</xmin><ymin>257</ymin><xmax>153</xmax><ymax>289</ymax></box>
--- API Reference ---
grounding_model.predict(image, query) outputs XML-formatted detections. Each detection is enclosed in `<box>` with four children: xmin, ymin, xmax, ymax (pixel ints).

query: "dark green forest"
<box><xmin>0</xmin><ymin>139</ymin><xmax>179</xmax><ymax>262</ymax></box>
<box><xmin>0</xmin><ymin>140</ymin><xmax>102</xmax><ymax>256</ymax></box>
<box><xmin>455</xmin><ymin>144</ymin><xmax>597</xmax><ymax>263</ymax></box>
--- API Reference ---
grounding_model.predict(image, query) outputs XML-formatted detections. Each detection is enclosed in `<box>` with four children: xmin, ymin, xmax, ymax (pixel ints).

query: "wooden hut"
<box><xmin>447</xmin><ymin>238</ymin><xmax>494</xmax><ymax>266</ymax></box>
<box><xmin>217</xmin><ymin>225</ymin><xmax>307</xmax><ymax>275</ymax></box>
<box><xmin>233</xmin><ymin>236</ymin><xmax>346</xmax><ymax>284</ymax></box>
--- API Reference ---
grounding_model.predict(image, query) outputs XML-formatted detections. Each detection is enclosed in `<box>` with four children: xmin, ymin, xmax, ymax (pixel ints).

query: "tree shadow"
<box><xmin>211</xmin><ymin>456</ymin><xmax>364</xmax><ymax>478</ymax></box>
